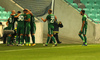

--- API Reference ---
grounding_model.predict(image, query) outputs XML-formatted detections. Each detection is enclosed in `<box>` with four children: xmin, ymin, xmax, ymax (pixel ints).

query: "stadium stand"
<box><xmin>0</xmin><ymin>6</ymin><xmax>11</xmax><ymax>22</ymax></box>
<box><xmin>64</xmin><ymin>0</ymin><xmax>100</xmax><ymax>24</ymax></box>
<box><xmin>13</xmin><ymin>0</ymin><xmax>52</xmax><ymax>17</ymax></box>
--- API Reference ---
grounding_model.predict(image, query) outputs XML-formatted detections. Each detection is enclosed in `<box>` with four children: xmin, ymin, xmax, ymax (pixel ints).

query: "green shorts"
<box><xmin>17</xmin><ymin>25</ymin><xmax>24</xmax><ymax>34</ymax></box>
<box><xmin>79</xmin><ymin>26</ymin><xmax>87</xmax><ymax>35</ymax></box>
<box><xmin>25</xmin><ymin>23</ymin><xmax>31</xmax><ymax>34</ymax></box>
<box><xmin>30</xmin><ymin>23</ymin><xmax>36</xmax><ymax>34</ymax></box>
<box><xmin>48</xmin><ymin>26</ymin><xmax>54</xmax><ymax>35</ymax></box>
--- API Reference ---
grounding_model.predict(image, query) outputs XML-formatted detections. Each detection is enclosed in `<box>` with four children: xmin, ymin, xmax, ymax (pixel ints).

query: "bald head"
<box><xmin>12</xmin><ymin>10</ymin><xmax>16</xmax><ymax>14</ymax></box>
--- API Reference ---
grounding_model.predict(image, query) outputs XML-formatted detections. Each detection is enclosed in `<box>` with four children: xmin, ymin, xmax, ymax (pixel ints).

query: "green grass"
<box><xmin>0</xmin><ymin>44</ymin><xmax>100</xmax><ymax>60</ymax></box>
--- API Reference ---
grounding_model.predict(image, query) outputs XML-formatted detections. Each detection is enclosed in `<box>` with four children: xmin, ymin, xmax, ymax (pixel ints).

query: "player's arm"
<box><xmin>25</xmin><ymin>18</ymin><xmax>30</xmax><ymax>22</ymax></box>
<box><xmin>81</xmin><ymin>21</ymin><xmax>85</xmax><ymax>32</ymax></box>
<box><xmin>14</xmin><ymin>14</ymin><xmax>21</xmax><ymax>18</ymax></box>
<box><xmin>54</xmin><ymin>16</ymin><xmax>57</xmax><ymax>21</ymax></box>
<box><xmin>29</xmin><ymin>11</ymin><xmax>33</xmax><ymax>16</ymax></box>
<box><xmin>6</xmin><ymin>20</ymin><xmax>8</xmax><ymax>26</ymax></box>
<box><xmin>41</xmin><ymin>18</ymin><xmax>47</xmax><ymax>22</ymax></box>
<box><xmin>25</xmin><ymin>14</ymin><xmax>30</xmax><ymax>22</ymax></box>
<box><xmin>26</xmin><ymin>9</ymin><xmax>33</xmax><ymax>16</ymax></box>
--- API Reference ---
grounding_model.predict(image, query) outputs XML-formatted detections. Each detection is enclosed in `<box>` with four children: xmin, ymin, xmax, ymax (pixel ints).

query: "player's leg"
<box><xmin>31</xmin><ymin>24</ymin><xmax>36</xmax><ymax>46</ymax></box>
<box><xmin>51</xmin><ymin>34</ymin><xmax>56</xmax><ymax>45</ymax></box>
<box><xmin>78</xmin><ymin>31</ymin><xmax>84</xmax><ymax>42</ymax></box>
<box><xmin>7</xmin><ymin>24</ymin><xmax>13</xmax><ymax>46</ymax></box>
<box><xmin>83</xmin><ymin>27</ymin><xmax>87</xmax><ymax>46</ymax></box>
<box><xmin>16</xmin><ymin>26</ymin><xmax>20</xmax><ymax>45</ymax></box>
<box><xmin>20</xmin><ymin>27</ymin><xmax>24</xmax><ymax>46</ymax></box>
<box><xmin>25</xmin><ymin>25</ymin><xmax>31</xmax><ymax>46</ymax></box>
<box><xmin>50</xmin><ymin>28</ymin><xmax>57</xmax><ymax>46</ymax></box>
<box><xmin>25</xmin><ymin>26</ymin><xmax>28</xmax><ymax>44</ymax></box>
<box><xmin>27</xmin><ymin>25</ymin><xmax>31</xmax><ymax>45</ymax></box>
<box><xmin>7</xmin><ymin>34</ymin><xmax>12</xmax><ymax>46</ymax></box>
<box><xmin>46</xmin><ymin>28</ymin><xmax>52</xmax><ymax>44</ymax></box>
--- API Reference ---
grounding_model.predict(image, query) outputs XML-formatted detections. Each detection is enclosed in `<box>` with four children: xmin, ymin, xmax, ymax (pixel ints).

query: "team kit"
<box><xmin>4</xmin><ymin>9</ymin><xmax>87</xmax><ymax>46</ymax></box>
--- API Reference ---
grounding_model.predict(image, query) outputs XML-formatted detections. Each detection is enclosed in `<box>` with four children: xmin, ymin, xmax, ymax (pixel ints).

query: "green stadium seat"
<box><xmin>81</xmin><ymin>0</ymin><xmax>88</xmax><ymax>4</ymax></box>
<box><xmin>97</xmin><ymin>9</ymin><xmax>100</xmax><ymax>12</ymax></box>
<box><xmin>93</xmin><ymin>19</ymin><xmax>100</xmax><ymax>24</ymax></box>
<box><xmin>0</xmin><ymin>6</ymin><xmax>2</xmax><ymax>8</ymax></box>
<box><xmin>85</xmin><ymin>4</ymin><xmax>93</xmax><ymax>9</ymax></box>
<box><xmin>83</xmin><ymin>8</ymin><xmax>90</xmax><ymax>14</ymax></box>
<box><xmin>96</xmin><ymin>1</ymin><xmax>100</xmax><ymax>4</ymax></box>
<box><xmin>93</xmin><ymin>4</ymin><xmax>99</xmax><ymax>9</ymax></box>
<box><xmin>0</xmin><ymin>11</ymin><xmax>1</xmax><ymax>13</ymax></box>
<box><xmin>2</xmin><ymin>11</ymin><xmax>7</xmax><ymax>14</ymax></box>
<box><xmin>96</xmin><ymin>16</ymin><xmax>100</xmax><ymax>19</ymax></box>
<box><xmin>90</xmin><ymin>9</ymin><xmax>98</xmax><ymax>14</ymax></box>
<box><xmin>71</xmin><ymin>3</ymin><xmax>78</xmax><ymax>8</ymax></box>
<box><xmin>66</xmin><ymin>0</ymin><xmax>73</xmax><ymax>3</ymax></box>
<box><xmin>88</xmin><ymin>13</ymin><xmax>96</xmax><ymax>19</ymax></box>
<box><xmin>90</xmin><ymin>16</ymin><xmax>96</xmax><ymax>19</ymax></box>
<box><xmin>77</xmin><ymin>8</ymin><xmax>82</xmax><ymax>11</ymax></box>
<box><xmin>96</xmin><ymin>14</ymin><xmax>100</xmax><ymax>17</ymax></box>
<box><xmin>0</xmin><ymin>8</ymin><xmax>5</xmax><ymax>12</ymax></box>
<box><xmin>8</xmin><ymin>11</ymin><xmax>11</xmax><ymax>15</ymax></box>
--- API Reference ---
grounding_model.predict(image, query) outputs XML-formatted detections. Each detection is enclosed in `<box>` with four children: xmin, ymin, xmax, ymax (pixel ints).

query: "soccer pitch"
<box><xmin>0</xmin><ymin>44</ymin><xmax>100</xmax><ymax>60</ymax></box>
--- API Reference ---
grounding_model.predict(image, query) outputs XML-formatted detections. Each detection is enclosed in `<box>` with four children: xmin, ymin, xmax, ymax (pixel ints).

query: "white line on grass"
<box><xmin>0</xmin><ymin>45</ymin><xmax>81</xmax><ymax>52</ymax></box>
<box><xmin>0</xmin><ymin>45</ymin><xmax>95</xmax><ymax>52</ymax></box>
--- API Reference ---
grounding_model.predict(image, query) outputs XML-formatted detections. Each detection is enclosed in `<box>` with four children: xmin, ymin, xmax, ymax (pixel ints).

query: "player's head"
<box><xmin>17</xmin><ymin>11</ymin><xmax>21</xmax><ymax>14</ymax></box>
<box><xmin>23</xmin><ymin>9</ymin><xmax>28</xmax><ymax>14</ymax></box>
<box><xmin>80</xmin><ymin>10</ymin><xmax>85</xmax><ymax>15</ymax></box>
<box><xmin>12</xmin><ymin>10</ymin><xmax>16</xmax><ymax>14</ymax></box>
<box><xmin>48</xmin><ymin>9</ymin><xmax>52</xmax><ymax>14</ymax></box>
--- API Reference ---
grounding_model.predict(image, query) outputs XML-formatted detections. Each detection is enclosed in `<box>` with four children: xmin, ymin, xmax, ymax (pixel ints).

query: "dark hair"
<box><xmin>48</xmin><ymin>9</ymin><xmax>52</xmax><ymax>13</ymax></box>
<box><xmin>81</xmin><ymin>10</ymin><xmax>85</xmax><ymax>14</ymax></box>
<box><xmin>23</xmin><ymin>9</ymin><xmax>27</xmax><ymax>12</ymax></box>
<box><xmin>17</xmin><ymin>11</ymin><xmax>21</xmax><ymax>13</ymax></box>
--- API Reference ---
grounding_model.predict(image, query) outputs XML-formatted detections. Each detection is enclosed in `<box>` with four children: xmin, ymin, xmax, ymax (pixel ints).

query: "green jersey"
<box><xmin>8</xmin><ymin>14</ymin><xmax>15</xmax><ymax>24</ymax></box>
<box><xmin>30</xmin><ymin>14</ymin><xmax>35</xmax><ymax>23</ymax></box>
<box><xmin>46</xmin><ymin>14</ymin><xmax>55</xmax><ymax>28</ymax></box>
<box><xmin>17</xmin><ymin>14</ymin><xmax>24</xmax><ymax>25</ymax></box>
<box><xmin>82</xmin><ymin>15</ymin><xmax>87</xmax><ymax>26</ymax></box>
<box><xmin>24</xmin><ymin>14</ymin><xmax>31</xmax><ymax>24</ymax></box>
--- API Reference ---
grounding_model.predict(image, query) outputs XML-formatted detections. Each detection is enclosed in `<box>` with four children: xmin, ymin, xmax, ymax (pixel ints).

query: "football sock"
<box><xmin>84</xmin><ymin>36</ymin><xmax>87</xmax><ymax>44</ymax></box>
<box><xmin>8</xmin><ymin>36</ymin><xmax>11</xmax><ymax>44</ymax></box>
<box><xmin>51</xmin><ymin>36</ymin><xmax>56</xmax><ymax>44</ymax></box>
<box><xmin>79</xmin><ymin>34</ymin><xmax>84</xmax><ymax>41</ymax></box>
<box><xmin>25</xmin><ymin>36</ymin><xmax>28</xmax><ymax>44</ymax></box>
<box><xmin>16</xmin><ymin>35</ymin><xmax>19</xmax><ymax>44</ymax></box>
<box><xmin>32</xmin><ymin>35</ymin><xmax>35</xmax><ymax>44</ymax></box>
<box><xmin>20</xmin><ymin>35</ymin><xmax>24</xmax><ymax>44</ymax></box>
<box><xmin>27</xmin><ymin>36</ymin><xmax>30</xmax><ymax>44</ymax></box>
<box><xmin>46</xmin><ymin>37</ymin><xmax>50</xmax><ymax>44</ymax></box>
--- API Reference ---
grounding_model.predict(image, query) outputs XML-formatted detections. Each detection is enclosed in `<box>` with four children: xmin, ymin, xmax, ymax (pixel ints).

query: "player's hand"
<box><xmin>59</xmin><ymin>21</ymin><xmax>62</xmax><ymax>24</ymax></box>
<box><xmin>41</xmin><ymin>18</ymin><xmax>44</xmax><ymax>20</ymax></box>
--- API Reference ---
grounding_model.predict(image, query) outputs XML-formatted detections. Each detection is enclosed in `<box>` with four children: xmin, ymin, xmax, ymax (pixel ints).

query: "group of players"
<box><xmin>5</xmin><ymin>9</ymin><xmax>36</xmax><ymax>46</ymax></box>
<box><xmin>4</xmin><ymin>8</ymin><xmax>87</xmax><ymax>46</ymax></box>
<box><xmin>4</xmin><ymin>9</ymin><xmax>58</xmax><ymax>46</ymax></box>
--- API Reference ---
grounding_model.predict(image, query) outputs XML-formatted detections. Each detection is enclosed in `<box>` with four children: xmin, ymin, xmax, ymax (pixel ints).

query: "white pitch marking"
<box><xmin>0</xmin><ymin>45</ymin><xmax>95</xmax><ymax>52</ymax></box>
<box><xmin>0</xmin><ymin>45</ymin><xmax>78</xmax><ymax>52</ymax></box>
